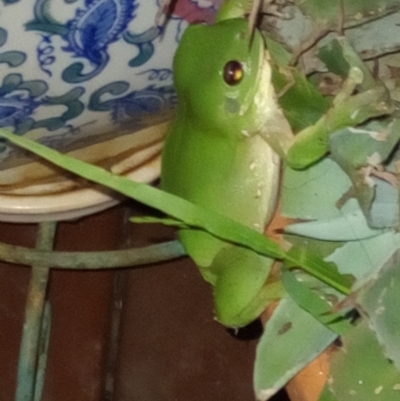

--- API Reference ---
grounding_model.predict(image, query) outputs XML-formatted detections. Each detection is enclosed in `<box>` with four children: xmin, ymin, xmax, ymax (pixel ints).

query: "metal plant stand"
<box><xmin>2</xmin><ymin>221</ymin><xmax>186</xmax><ymax>401</ymax></box>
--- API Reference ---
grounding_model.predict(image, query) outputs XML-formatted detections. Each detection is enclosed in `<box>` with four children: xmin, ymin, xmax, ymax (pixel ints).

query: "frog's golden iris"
<box><xmin>223</xmin><ymin>60</ymin><xmax>244</xmax><ymax>85</ymax></box>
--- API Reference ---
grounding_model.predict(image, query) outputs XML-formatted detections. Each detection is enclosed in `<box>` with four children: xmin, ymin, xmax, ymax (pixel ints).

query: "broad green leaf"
<box><xmin>330</xmin><ymin>120</ymin><xmax>400</xmax><ymax>172</ymax></box>
<box><xmin>284</xmin><ymin>234</ymin><xmax>344</xmax><ymax>260</ymax></box>
<box><xmin>254</xmin><ymin>297</ymin><xmax>337</xmax><ymax>400</ymax></box>
<box><xmin>326</xmin><ymin>231</ymin><xmax>400</xmax><ymax>288</ymax></box>
<box><xmin>322</xmin><ymin>320</ymin><xmax>400</xmax><ymax>401</ymax></box>
<box><xmin>0</xmin><ymin>128</ymin><xmax>352</xmax><ymax>294</ymax></box>
<box><xmin>345</xmin><ymin>13</ymin><xmax>400</xmax><ymax>62</ymax></box>
<box><xmin>281</xmin><ymin>270</ymin><xmax>352</xmax><ymax>336</ymax></box>
<box><xmin>282</xmin><ymin>158</ymin><xmax>353</xmax><ymax>220</ymax></box>
<box><xmin>285</xmin><ymin>203</ymin><xmax>386</xmax><ymax>241</ymax></box>
<box><xmin>130</xmin><ymin>216</ymin><xmax>188</xmax><ymax>228</ymax></box>
<box><xmin>286</xmin><ymin>247</ymin><xmax>355</xmax><ymax>293</ymax></box>
<box><xmin>369</xmin><ymin>176</ymin><xmax>400</xmax><ymax>229</ymax></box>
<box><xmin>330</xmin><ymin>119</ymin><xmax>400</xmax><ymax>229</ymax></box>
<box><xmin>283</xmin><ymin>158</ymin><xmax>387</xmax><ymax>240</ymax></box>
<box><xmin>357</xmin><ymin>251</ymin><xmax>400</xmax><ymax>371</ymax></box>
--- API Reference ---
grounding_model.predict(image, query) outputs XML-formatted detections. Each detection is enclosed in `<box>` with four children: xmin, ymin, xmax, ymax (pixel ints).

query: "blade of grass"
<box><xmin>0</xmin><ymin>128</ymin><xmax>352</xmax><ymax>294</ymax></box>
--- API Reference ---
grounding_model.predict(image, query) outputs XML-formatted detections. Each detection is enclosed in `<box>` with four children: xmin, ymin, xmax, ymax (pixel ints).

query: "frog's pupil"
<box><xmin>223</xmin><ymin>61</ymin><xmax>244</xmax><ymax>85</ymax></box>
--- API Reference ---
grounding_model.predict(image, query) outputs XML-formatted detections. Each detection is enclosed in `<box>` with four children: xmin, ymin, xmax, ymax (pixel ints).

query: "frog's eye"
<box><xmin>223</xmin><ymin>60</ymin><xmax>244</xmax><ymax>86</ymax></box>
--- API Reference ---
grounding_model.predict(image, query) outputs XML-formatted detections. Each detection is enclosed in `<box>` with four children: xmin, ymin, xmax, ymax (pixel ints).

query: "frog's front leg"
<box><xmin>257</xmin><ymin>59</ymin><xmax>394</xmax><ymax>170</ymax></box>
<box><xmin>285</xmin><ymin>67</ymin><xmax>394</xmax><ymax>169</ymax></box>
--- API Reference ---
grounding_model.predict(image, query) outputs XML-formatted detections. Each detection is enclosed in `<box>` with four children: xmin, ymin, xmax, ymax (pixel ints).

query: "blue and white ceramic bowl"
<box><xmin>0</xmin><ymin>0</ymin><xmax>220</xmax><ymax>220</ymax></box>
<box><xmin>0</xmin><ymin>0</ymin><xmax>220</xmax><ymax>177</ymax></box>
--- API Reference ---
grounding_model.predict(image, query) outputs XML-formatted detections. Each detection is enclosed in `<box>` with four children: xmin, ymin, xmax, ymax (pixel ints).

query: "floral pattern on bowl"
<box><xmin>0</xmin><ymin>0</ymin><xmax>220</xmax><ymax>169</ymax></box>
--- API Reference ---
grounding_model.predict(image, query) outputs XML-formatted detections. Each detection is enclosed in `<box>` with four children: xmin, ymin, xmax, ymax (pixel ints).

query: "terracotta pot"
<box><xmin>285</xmin><ymin>351</ymin><xmax>331</xmax><ymax>401</ymax></box>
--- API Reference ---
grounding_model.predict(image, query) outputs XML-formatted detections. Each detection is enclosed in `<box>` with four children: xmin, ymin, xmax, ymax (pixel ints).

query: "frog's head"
<box><xmin>173</xmin><ymin>18</ymin><xmax>273</xmax><ymax>138</ymax></box>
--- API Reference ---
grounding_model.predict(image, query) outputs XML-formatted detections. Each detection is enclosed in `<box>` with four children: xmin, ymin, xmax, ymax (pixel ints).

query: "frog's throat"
<box><xmin>253</xmin><ymin>51</ymin><xmax>276</xmax><ymax>131</ymax></box>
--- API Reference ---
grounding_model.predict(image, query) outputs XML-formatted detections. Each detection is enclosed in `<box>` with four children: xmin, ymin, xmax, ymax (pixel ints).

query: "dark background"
<box><xmin>0</xmin><ymin>202</ymin><xmax>289</xmax><ymax>401</ymax></box>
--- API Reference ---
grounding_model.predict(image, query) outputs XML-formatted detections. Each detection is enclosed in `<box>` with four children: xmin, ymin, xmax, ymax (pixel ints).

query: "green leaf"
<box><xmin>329</xmin><ymin>119</ymin><xmax>400</xmax><ymax>229</ymax></box>
<box><xmin>283</xmin><ymin>157</ymin><xmax>387</xmax><ymax>240</ymax></box>
<box><xmin>319</xmin><ymin>386</ymin><xmax>340</xmax><ymax>401</ymax></box>
<box><xmin>330</xmin><ymin>120</ymin><xmax>400</xmax><ymax>171</ymax></box>
<box><xmin>254</xmin><ymin>297</ymin><xmax>337</xmax><ymax>400</ymax></box>
<box><xmin>0</xmin><ymin>128</ymin><xmax>352</xmax><ymax>294</ymax></box>
<box><xmin>322</xmin><ymin>320</ymin><xmax>400</xmax><ymax>401</ymax></box>
<box><xmin>326</xmin><ymin>231</ymin><xmax>400</xmax><ymax>287</ymax></box>
<box><xmin>286</xmin><ymin>247</ymin><xmax>355</xmax><ymax>294</ymax></box>
<box><xmin>130</xmin><ymin>216</ymin><xmax>188</xmax><ymax>228</ymax></box>
<box><xmin>282</xmin><ymin>270</ymin><xmax>353</xmax><ymax>336</ymax></box>
<box><xmin>369</xmin><ymin>175</ymin><xmax>400</xmax><ymax>229</ymax></box>
<box><xmin>345</xmin><ymin>12</ymin><xmax>400</xmax><ymax>60</ymax></box>
<box><xmin>284</xmin><ymin>234</ymin><xmax>344</xmax><ymax>262</ymax></box>
<box><xmin>357</xmin><ymin>250</ymin><xmax>400</xmax><ymax>371</ymax></box>
<box><xmin>282</xmin><ymin>158</ymin><xmax>353</xmax><ymax>221</ymax></box>
<box><xmin>285</xmin><ymin>203</ymin><xmax>386</xmax><ymax>241</ymax></box>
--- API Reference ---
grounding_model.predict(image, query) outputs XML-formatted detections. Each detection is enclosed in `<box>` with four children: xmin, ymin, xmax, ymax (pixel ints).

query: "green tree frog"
<box><xmin>161</xmin><ymin>16</ymin><xmax>288</xmax><ymax>327</ymax></box>
<box><xmin>161</xmin><ymin>0</ymin><xmax>392</xmax><ymax>327</ymax></box>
